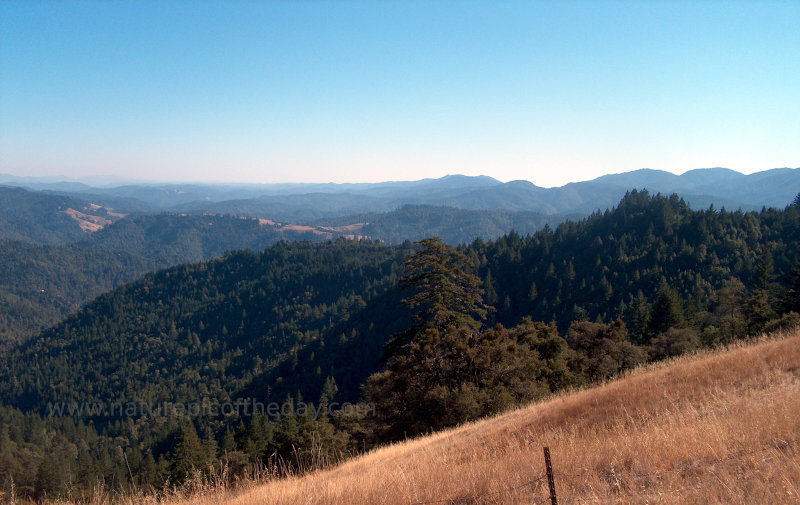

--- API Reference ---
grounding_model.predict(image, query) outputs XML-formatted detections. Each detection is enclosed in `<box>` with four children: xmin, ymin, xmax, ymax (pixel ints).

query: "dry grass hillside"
<box><xmin>114</xmin><ymin>331</ymin><xmax>799</xmax><ymax>505</ymax></box>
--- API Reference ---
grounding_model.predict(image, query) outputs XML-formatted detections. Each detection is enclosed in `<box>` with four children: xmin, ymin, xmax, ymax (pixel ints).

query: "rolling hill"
<box><xmin>314</xmin><ymin>204</ymin><xmax>565</xmax><ymax>245</ymax></box>
<box><xmin>0</xmin><ymin>185</ymin><xmax>130</xmax><ymax>244</ymax></box>
<box><xmin>0</xmin><ymin>211</ymin><xmax>367</xmax><ymax>342</ymax></box>
<box><xmin>0</xmin><ymin>241</ymin><xmax>161</xmax><ymax>342</ymax></box>
<box><xmin>6</xmin><ymin>191</ymin><xmax>798</xmax><ymax>415</ymax></box>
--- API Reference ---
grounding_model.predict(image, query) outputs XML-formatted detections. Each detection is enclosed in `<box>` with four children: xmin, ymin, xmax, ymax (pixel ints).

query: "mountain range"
<box><xmin>3</xmin><ymin>167</ymin><xmax>799</xmax><ymax>221</ymax></box>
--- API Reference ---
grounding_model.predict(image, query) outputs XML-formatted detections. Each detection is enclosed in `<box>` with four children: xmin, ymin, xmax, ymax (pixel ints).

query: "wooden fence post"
<box><xmin>543</xmin><ymin>446</ymin><xmax>558</xmax><ymax>505</ymax></box>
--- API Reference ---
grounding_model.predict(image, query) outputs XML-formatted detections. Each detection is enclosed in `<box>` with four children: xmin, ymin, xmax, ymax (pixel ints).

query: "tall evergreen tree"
<box><xmin>386</xmin><ymin>237</ymin><xmax>490</xmax><ymax>355</ymax></box>
<box><xmin>169</xmin><ymin>422</ymin><xmax>207</xmax><ymax>483</ymax></box>
<box><xmin>648</xmin><ymin>286</ymin><xmax>686</xmax><ymax>338</ymax></box>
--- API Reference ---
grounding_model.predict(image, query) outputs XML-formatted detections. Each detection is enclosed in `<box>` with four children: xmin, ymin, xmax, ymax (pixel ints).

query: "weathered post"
<box><xmin>543</xmin><ymin>446</ymin><xmax>558</xmax><ymax>505</ymax></box>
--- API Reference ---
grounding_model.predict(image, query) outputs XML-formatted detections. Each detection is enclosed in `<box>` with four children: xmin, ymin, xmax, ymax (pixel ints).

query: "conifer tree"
<box><xmin>648</xmin><ymin>285</ymin><xmax>686</xmax><ymax>338</ymax></box>
<box><xmin>169</xmin><ymin>422</ymin><xmax>206</xmax><ymax>483</ymax></box>
<box><xmin>385</xmin><ymin>237</ymin><xmax>490</xmax><ymax>355</ymax></box>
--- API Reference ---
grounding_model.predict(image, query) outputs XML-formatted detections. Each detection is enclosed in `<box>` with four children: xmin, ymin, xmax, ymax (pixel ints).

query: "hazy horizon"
<box><xmin>3</xmin><ymin>165</ymin><xmax>798</xmax><ymax>190</ymax></box>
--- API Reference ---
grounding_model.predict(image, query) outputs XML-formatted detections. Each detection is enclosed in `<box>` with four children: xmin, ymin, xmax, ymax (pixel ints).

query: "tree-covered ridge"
<box><xmin>0</xmin><ymin>189</ymin><xmax>565</xmax><ymax>345</ymax></box>
<box><xmin>82</xmin><ymin>213</ymin><xmax>329</xmax><ymax>262</ymax></box>
<box><xmin>0</xmin><ymin>212</ymin><xmax>369</xmax><ymax>343</ymax></box>
<box><xmin>478</xmin><ymin>191</ymin><xmax>798</xmax><ymax>336</ymax></box>
<box><xmin>1</xmin><ymin>240</ymin><xmax>408</xmax><ymax>412</ymax></box>
<box><xmin>0</xmin><ymin>241</ymin><xmax>162</xmax><ymax>342</ymax></box>
<box><xmin>364</xmin><ymin>238</ymin><xmax>575</xmax><ymax>441</ymax></box>
<box><xmin>3</xmin><ymin>191</ymin><xmax>797</xmax><ymax>415</ymax></box>
<box><xmin>262</xmin><ymin>191</ymin><xmax>800</xmax><ymax>409</ymax></box>
<box><xmin>0</xmin><ymin>186</ymin><xmax>127</xmax><ymax>244</ymax></box>
<box><xmin>316</xmin><ymin>204</ymin><xmax>562</xmax><ymax>245</ymax></box>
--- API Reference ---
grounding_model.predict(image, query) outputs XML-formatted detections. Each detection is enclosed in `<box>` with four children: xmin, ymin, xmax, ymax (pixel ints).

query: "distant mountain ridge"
<box><xmin>4</xmin><ymin>167</ymin><xmax>796</xmax><ymax>219</ymax></box>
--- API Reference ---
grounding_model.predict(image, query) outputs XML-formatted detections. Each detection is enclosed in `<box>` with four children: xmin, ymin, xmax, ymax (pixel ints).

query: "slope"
<box><xmin>5</xmin><ymin>191</ymin><xmax>798</xmax><ymax>416</ymax></box>
<box><xmin>0</xmin><ymin>185</ymin><xmax>129</xmax><ymax>244</ymax></box>
<box><xmin>0</xmin><ymin>241</ymin><xmax>161</xmax><ymax>341</ymax></box>
<box><xmin>0</xmin><ymin>240</ymin><xmax>409</xmax><ymax>413</ymax></box>
<box><xmin>316</xmin><ymin>204</ymin><xmax>563</xmax><ymax>245</ymax></box>
<box><xmin>215</xmin><ymin>332</ymin><xmax>800</xmax><ymax>505</ymax></box>
<box><xmin>0</xmin><ymin>192</ymin><xmax>798</xmax><ymax>497</ymax></box>
<box><xmin>82</xmin><ymin>213</ymin><xmax>344</xmax><ymax>262</ymax></box>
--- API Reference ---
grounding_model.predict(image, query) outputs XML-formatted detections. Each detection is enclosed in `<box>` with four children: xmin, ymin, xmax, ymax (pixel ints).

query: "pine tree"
<box><xmin>34</xmin><ymin>454</ymin><xmax>64</xmax><ymax>500</ymax></box>
<box><xmin>744</xmin><ymin>249</ymin><xmax>778</xmax><ymax>335</ymax></box>
<box><xmin>648</xmin><ymin>286</ymin><xmax>686</xmax><ymax>338</ymax></box>
<box><xmin>365</xmin><ymin>320</ymin><xmax>577</xmax><ymax>442</ymax></box>
<box><xmin>169</xmin><ymin>422</ymin><xmax>206</xmax><ymax>483</ymax></box>
<box><xmin>715</xmin><ymin>278</ymin><xmax>746</xmax><ymax>344</ymax></box>
<box><xmin>386</xmin><ymin>237</ymin><xmax>491</xmax><ymax>355</ymax></box>
<box><xmin>783</xmin><ymin>250</ymin><xmax>800</xmax><ymax>314</ymax></box>
<box><xmin>403</xmin><ymin>237</ymin><xmax>490</xmax><ymax>330</ymax></box>
<box><xmin>625</xmin><ymin>292</ymin><xmax>651</xmax><ymax>345</ymax></box>
<box><xmin>320</xmin><ymin>376</ymin><xmax>338</xmax><ymax>404</ymax></box>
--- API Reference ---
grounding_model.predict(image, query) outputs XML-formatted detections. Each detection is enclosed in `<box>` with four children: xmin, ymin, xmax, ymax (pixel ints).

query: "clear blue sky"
<box><xmin>1</xmin><ymin>0</ymin><xmax>798</xmax><ymax>187</ymax></box>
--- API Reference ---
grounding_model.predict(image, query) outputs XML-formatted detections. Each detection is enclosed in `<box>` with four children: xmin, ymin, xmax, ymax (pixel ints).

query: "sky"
<box><xmin>1</xmin><ymin>1</ymin><xmax>798</xmax><ymax>187</ymax></box>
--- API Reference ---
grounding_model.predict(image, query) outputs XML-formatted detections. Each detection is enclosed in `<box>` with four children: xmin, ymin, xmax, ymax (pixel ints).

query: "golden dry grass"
<box><xmin>83</xmin><ymin>331</ymin><xmax>800</xmax><ymax>505</ymax></box>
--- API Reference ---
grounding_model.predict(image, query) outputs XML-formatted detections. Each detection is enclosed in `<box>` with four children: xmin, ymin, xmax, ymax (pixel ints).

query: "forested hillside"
<box><xmin>315</xmin><ymin>204</ymin><xmax>564</xmax><ymax>245</ymax></box>
<box><xmin>4</xmin><ymin>171</ymin><xmax>797</xmax><ymax>347</ymax></box>
<box><xmin>0</xmin><ymin>242</ymin><xmax>161</xmax><ymax>341</ymax></box>
<box><xmin>0</xmin><ymin>186</ymin><xmax>128</xmax><ymax>244</ymax></box>
<box><xmin>2</xmin><ymin>240</ymin><xmax>407</xmax><ymax>412</ymax></box>
<box><xmin>0</xmin><ymin>212</ymin><xmax>357</xmax><ymax>342</ymax></box>
<box><xmin>0</xmin><ymin>191</ymin><xmax>797</xmax><ymax>498</ymax></box>
<box><xmin>0</xmin><ymin>192</ymin><xmax>566</xmax><ymax>343</ymax></box>
<box><xmin>478</xmin><ymin>191</ymin><xmax>799</xmax><ymax>337</ymax></box>
<box><xmin>83</xmin><ymin>213</ymin><xmax>326</xmax><ymax>262</ymax></box>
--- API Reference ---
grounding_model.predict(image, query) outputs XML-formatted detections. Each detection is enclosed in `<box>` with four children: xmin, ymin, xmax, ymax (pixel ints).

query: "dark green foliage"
<box><xmin>0</xmin><ymin>186</ymin><xmax>124</xmax><ymax>244</ymax></box>
<box><xmin>271</xmin><ymin>401</ymin><xmax>349</xmax><ymax>471</ymax></box>
<box><xmin>83</xmin><ymin>213</ymin><xmax>326</xmax><ymax>263</ymax></box>
<box><xmin>743</xmin><ymin>250</ymin><xmax>779</xmax><ymax>335</ymax></box>
<box><xmin>698</xmin><ymin>278</ymin><xmax>747</xmax><ymax>346</ymax></box>
<box><xmin>476</xmin><ymin>191</ymin><xmax>798</xmax><ymax>338</ymax></box>
<box><xmin>170</xmin><ymin>422</ymin><xmax>207</xmax><ymax>483</ymax></box>
<box><xmin>368</xmin><ymin>238</ymin><xmax>571</xmax><ymax>440</ymax></box>
<box><xmin>567</xmin><ymin>320</ymin><xmax>648</xmax><ymax>381</ymax></box>
<box><xmin>366</xmin><ymin>320</ymin><xmax>578</xmax><ymax>441</ymax></box>
<box><xmin>0</xmin><ymin>238</ymin><xmax>415</xmax><ymax>497</ymax></box>
<box><xmin>650</xmin><ymin>327</ymin><xmax>701</xmax><ymax>360</ymax></box>
<box><xmin>33</xmin><ymin>454</ymin><xmax>66</xmax><ymax>500</ymax></box>
<box><xmin>0</xmin><ymin>240</ymin><xmax>407</xmax><ymax>413</ymax></box>
<box><xmin>0</xmin><ymin>241</ymin><xmax>161</xmax><ymax>341</ymax></box>
<box><xmin>318</xmin><ymin>205</ymin><xmax>559</xmax><ymax>245</ymax></box>
<box><xmin>0</xmin><ymin>210</ymin><xmax>359</xmax><ymax>343</ymax></box>
<box><xmin>393</xmin><ymin>237</ymin><xmax>490</xmax><ymax>344</ymax></box>
<box><xmin>649</xmin><ymin>286</ymin><xmax>687</xmax><ymax>337</ymax></box>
